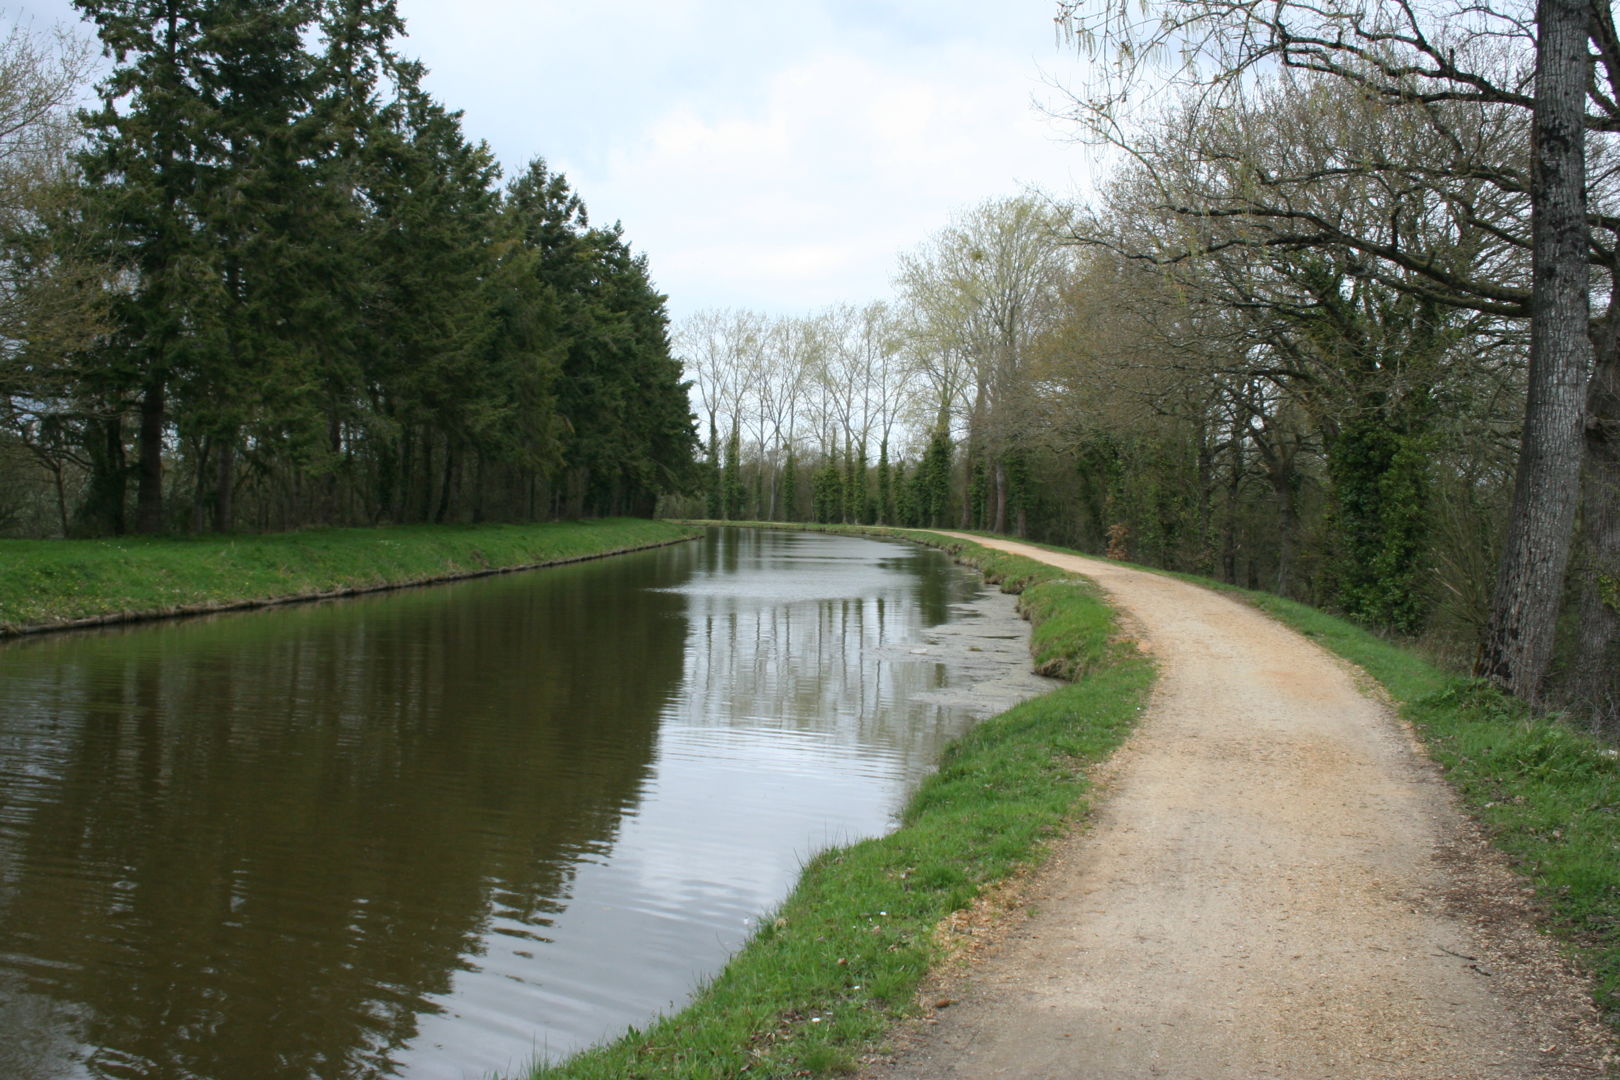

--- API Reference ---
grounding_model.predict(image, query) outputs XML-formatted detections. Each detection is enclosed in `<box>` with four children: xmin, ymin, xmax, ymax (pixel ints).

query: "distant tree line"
<box><xmin>676</xmin><ymin>41</ymin><xmax>1616</xmax><ymax>738</ymax></box>
<box><xmin>0</xmin><ymin>1</ymin><xmax>695</xmax><ymax>537</ymax></box>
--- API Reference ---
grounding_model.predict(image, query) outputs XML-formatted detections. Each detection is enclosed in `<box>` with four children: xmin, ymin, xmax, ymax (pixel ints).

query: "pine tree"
<box><xmin>780</xmin><ymin>444</ymin><xmax>798</xmax><ymax>523</ymax></box>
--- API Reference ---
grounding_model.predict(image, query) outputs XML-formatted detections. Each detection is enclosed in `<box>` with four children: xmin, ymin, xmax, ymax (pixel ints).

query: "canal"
<box><xmin>0</xmin><ymin>528</ymin><xmax>1055</xmax><ymax>1080</ymax></box>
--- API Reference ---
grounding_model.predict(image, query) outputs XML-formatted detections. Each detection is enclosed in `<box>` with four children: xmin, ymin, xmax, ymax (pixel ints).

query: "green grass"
<box><xmin>527</xmin><ymin>529</ymin><xmax>1154</xmax><ymax>1079</ymax></box>
<box><xmin>0</xmin><ymin>518</ymin><xmax>700</xmax><ymax>632</ymax></box>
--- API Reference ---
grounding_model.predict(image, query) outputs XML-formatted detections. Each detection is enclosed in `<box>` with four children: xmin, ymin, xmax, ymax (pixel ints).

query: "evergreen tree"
<box><xmin>781</xmin><ymin>443</ymin><xmax>798</xmax><ymax>522</ymax></box>
<box><xmin>877</xmin><ymin>439</ymin><xmax>892</xmax><ymax>524</ymax></box>
<box><xmin>705</xmin><ymin>416</ymin><xmax>722</xmax><ymax>518</ymax></box>
<box><xmin>918</xmin><ymin>426</ymin><xmax>952</xmax><ymax>528</ymax></box>
<box><xmin>74</xmin><ymin>0</ymin><xmax>240</xmax><ymax>531</ymax></box>
<box><xmin>723</xmin><ymin>426</ymin><xmax>743</xmax><ymax>519</ymax></box>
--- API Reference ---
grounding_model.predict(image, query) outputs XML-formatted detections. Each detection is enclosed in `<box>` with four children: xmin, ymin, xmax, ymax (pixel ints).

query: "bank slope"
<box><xmin>0</xmin><ymin>519</ymin><xmax>700</xmax><ymax>635</ymax></box>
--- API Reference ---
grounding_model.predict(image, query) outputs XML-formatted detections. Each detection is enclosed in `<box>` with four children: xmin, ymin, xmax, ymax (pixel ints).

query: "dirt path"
<box><xmin>865</xmin><ymin>536</ymin><xmax>1612</xmax><ymax>1080</ymax></box>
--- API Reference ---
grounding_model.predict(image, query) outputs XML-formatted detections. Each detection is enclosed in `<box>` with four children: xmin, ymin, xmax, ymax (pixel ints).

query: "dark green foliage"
<box><xmin>876</xmin><ymin>440</ymin><xmax>893</xmax><ymax>524</ymax></box>
<box><xmin>35</xmin><ymin>2</ymin><xmax>694</xmax><ymax>537</ymax></box>
<box><xmin>723</xmin><ymin>426</ymin><xmax>744</xmax><ymax>520</ymax></box>
<box><xmin>1324</xmin><ymin>417</ymin><xmax>1433</xmax><ymax>633</ymax></box>
<box><xmin>911</xmin><ymin>426</ymin><xmax>953</xmax><ymax>528</ymax></box>
<box><xmin>969</xmin><ymin>458</ymin><xmax>988</xmax><ymax>529</ymax></box>
<box><xmin>781</xmin><ymin>444</ymin><xmax>799</xmax><ymax>522</ymax></box>
<box><xmin>705</xmin><ymin>417</ymin><xmax>723</xmax><ymax>519</ymax></box>
<box><xmin>812</xmin><ymin>453</ymin><xmax>843</xmax><ymax>524</ymax></box>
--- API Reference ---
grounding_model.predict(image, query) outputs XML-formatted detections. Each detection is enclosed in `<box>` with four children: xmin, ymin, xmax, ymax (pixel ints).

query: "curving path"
<box><xmin>865</xmin><ymin>535</ymin><xmax>1612</xmax><ymax>1080</ymax></box>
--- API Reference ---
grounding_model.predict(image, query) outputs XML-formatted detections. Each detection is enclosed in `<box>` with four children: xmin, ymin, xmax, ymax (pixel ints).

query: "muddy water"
<box><xmin>0</xmin><ymin>528</ymin><xmax>1056</xmax><ymax>1080</ymax></box>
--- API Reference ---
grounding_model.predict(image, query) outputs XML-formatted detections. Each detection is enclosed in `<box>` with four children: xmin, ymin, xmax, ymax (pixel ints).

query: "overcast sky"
<box><xmin>11</xmin><ymin>1</ymin><xmax>1099</xmax><ymax>323</ymax></box>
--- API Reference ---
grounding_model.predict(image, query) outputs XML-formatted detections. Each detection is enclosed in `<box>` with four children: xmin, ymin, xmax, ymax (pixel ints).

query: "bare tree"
<box><xmin>1055</xmin><ymin>0</ymin><xmax>1617</xmax><ymax>717</ymax></box>
<box><xmin>897</xmin><ymin>196</ymin><xmax>1072</xmax><ymax>532</ymax></box>
<box><xmin>0</xmin><ymin>20</ymin><xmax>109</xmax><ymax>536</ymax></box>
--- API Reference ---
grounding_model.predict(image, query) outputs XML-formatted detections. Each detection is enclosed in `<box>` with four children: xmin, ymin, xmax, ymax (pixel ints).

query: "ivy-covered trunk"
<box><xmin>1325</xmin><ymin>414</ymin><xmax>1432</xmax><ymax>635</ymax></box>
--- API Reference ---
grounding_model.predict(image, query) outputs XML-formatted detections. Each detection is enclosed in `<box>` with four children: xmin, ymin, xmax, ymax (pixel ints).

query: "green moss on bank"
<box><xmin>530</xmin><ymin>528</ymin><xmax>1153</xmax><ymax>1079</ymax></box>
<box><xmin>0</xmin><ymin>518</ymin><xmax>699</xmax><ymax>633</ymax></box>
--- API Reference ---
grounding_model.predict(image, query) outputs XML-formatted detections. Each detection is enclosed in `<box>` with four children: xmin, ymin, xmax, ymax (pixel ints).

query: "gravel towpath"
<box><xmin>864</xmin><ymin>535</ymin><xmax>1613</xmax><ymax>1080</ymax></box>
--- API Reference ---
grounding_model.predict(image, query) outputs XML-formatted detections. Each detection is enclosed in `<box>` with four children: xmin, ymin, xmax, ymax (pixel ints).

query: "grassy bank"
<box><xmin>0</xmin><ymin>518</ymin><xmax>699</xmax><ymax>634</ymax></box>
<box><xmin>530</xmin><ymin>529</ymin><xmax>1154</xmax><ymax>1079</ymax></box>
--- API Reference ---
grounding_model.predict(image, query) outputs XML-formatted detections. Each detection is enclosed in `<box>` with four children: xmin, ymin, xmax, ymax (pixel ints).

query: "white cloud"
<box><xmin>573</xmin><ymin>38</ymin><xmax>1094</xmax><ymax>319</ymax></box>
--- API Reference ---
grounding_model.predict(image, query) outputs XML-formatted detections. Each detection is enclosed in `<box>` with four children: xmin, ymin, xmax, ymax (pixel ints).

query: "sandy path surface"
<box><xmin>865</xmin><ymin>536</ymin><xmax>1612</xmax><ymax>1080</ymax></box>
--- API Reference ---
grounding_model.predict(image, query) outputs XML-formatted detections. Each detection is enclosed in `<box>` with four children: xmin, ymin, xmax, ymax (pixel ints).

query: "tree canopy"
<box><xmin>0</xmin><ymin>1</ymin><xmax>695</xmax><ymax>537</ymax></box>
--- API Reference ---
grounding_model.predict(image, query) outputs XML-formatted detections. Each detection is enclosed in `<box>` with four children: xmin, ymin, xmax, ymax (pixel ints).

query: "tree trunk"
<box><xmin>324</xmin><ymin>412</ymin><xmax>342</xmax><ymax>525</ymax></box>
<box><xmin>213</xmin><ymin>437</ymin><xmax>235</xmax><ymax>533</ymax></box>
<box><xmin>134</xmin><ymin>375</ymin><xmax>166</xmax><ymax>534</ymax></box>
<box><xmin>992</xmin><ymin>459</ymin><xmax>1008</xmax><ymax>534</ymax></box>
<box><xmin>99</xmin><ymin>413</ymin><xmax>127</xmax><ymax>537</ymax></box>
<box><xmin>1570</xmin><ymin>325</ymin><xmax>1620</xmax><ymax>733</ymax></box>
<box><xmin>1477</xmin><ymin>0</ymin><xmax>1592</xmax><ymax>701</ymax></box>
<box><xmin>51</xmin><ymin>462</ymin><xmax>68</xmax><ymax>538</ymax></box>
<box><xmin>436</xmin><ymin>444</ymin><xmax>455</xmax><ymax>523</ymax></box>
<box><xmin>1269</xmin><ymin>461</ymin><xmax>1298</xmax><ymax>598</ymax></box>
<box><xmin>190</xmin><ymin>436</ymin><xmax>212</xmax><ymax>533</ymax></box>
<box><xmin>419</xmin><ymin>428</ymin><xmax>435</xmax><ymax>523</ymax></box>
<box><xmin>1222</xmin><ymin>435</ymin><xmax>1243</xmax><ymax>584</ymax></box>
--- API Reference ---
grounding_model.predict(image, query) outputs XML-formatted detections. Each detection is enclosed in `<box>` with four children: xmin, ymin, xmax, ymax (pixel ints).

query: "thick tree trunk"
<box><xmin>1477</xmin><ymin>0</ymin><xmax>1591</xmax><ymax>701</ymax></box>
<box><xmin>1570</xmin><ymin>328</ymin><xmax>1619</xmax><ymax>733</ymax></box>
<box><xmin>134</xmin><ymin>375</ymin><xmax>166</xmax><ymax>534</ymax></box>
<box><xmin>100</xmin><ymin>414</ymin><xmax>127</xmax><ymax>537</ymax></box>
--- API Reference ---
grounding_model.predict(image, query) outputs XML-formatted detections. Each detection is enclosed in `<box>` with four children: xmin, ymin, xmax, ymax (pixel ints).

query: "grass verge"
<box><xmin>529</xmin><ymin>528</ymin><xmax>1154</xmax><ymax>1079</ymax></box>
<box><xmin>0</xmin><ymin>518</ymin><xmax>699</xmax><ymax>634</ymax></box>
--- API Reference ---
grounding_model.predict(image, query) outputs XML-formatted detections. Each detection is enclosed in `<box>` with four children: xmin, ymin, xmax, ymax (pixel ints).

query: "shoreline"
<box><xmin>0</xmin><ymin>519</ymin><xmax>702</xmax><ymax>640</ymax></box>
<box><xmin>530</xmin><ymin>526</ymin><xmax>1154</xmax><ymax>1078</ymax></box>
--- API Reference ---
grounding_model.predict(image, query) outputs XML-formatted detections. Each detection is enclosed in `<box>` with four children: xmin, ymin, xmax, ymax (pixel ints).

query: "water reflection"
<box><xmin>0</xmin><ymin>529</ymin><xmax>1049</xmax><ymax>1080</ymax></box>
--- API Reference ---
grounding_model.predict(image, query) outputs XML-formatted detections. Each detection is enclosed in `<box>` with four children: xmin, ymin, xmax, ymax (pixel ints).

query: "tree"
<box><xmin>0</xmin><ymin>21</ymin><xmax>109</xmax><ymax>536</ymax></box>
<box><xmin>1056</xmin><ymin>0</ymin><xmax>1618</xmax><ymax>720</ymax></box>
<box><xmin>504</xmin><ymin>159</ymin><xmax>694</xmax><ymax>519</ymax></box>
<box><xmin>898</xmin><ymin>196</ymin><xmax>1071</xmax><ymax>533</ymax></box>
<box><xmin>1067</xmin><ymin>77</ymin><xmax>1520</xmax><ymax>629</ymax></box>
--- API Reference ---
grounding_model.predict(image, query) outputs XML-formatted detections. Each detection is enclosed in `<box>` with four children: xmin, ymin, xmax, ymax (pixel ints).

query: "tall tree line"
<box><xmin>0</xmin><ymin>2</ymin><xmax>695</xmax><ymax>537</ymax></box>
<box><xmin>1049</xmin><ymin>0</ymin><xmax>1619</xmax><ymax>740</ymax></box>
<box><xmin>681</xmin><ymin>154</ymin><xmax>1609</xmax><ymax>735</ymax></box>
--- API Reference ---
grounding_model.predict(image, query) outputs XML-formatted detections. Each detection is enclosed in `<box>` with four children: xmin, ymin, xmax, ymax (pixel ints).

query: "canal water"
<box><xmin>0</xmin><ymin>528</ymin><xmax>1056</xmax><ymax>1080</ymax></box>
